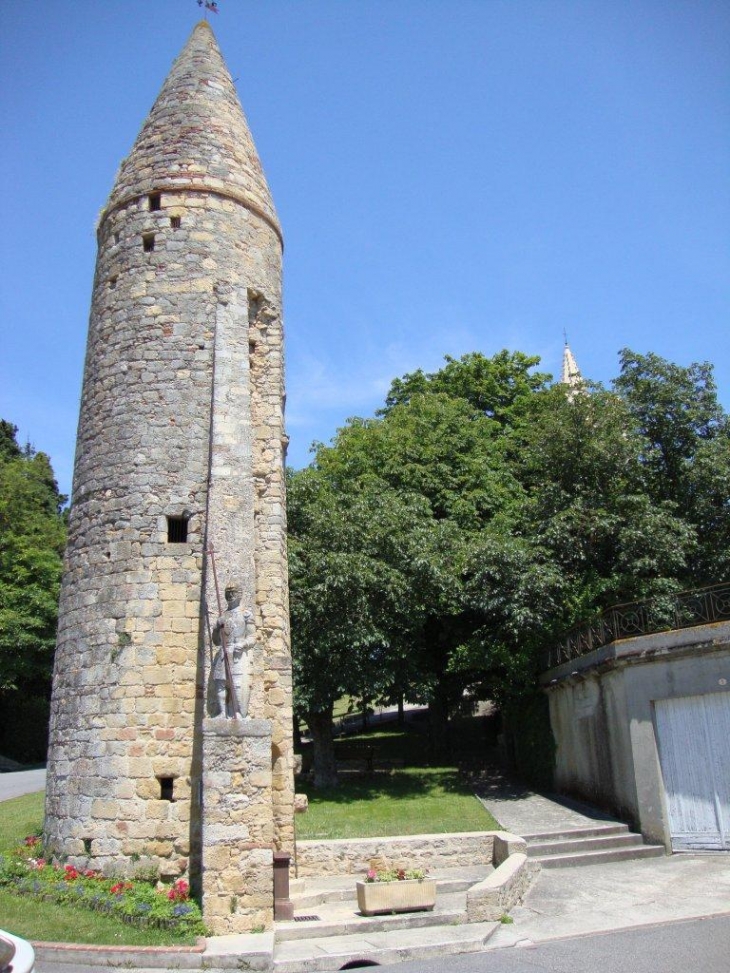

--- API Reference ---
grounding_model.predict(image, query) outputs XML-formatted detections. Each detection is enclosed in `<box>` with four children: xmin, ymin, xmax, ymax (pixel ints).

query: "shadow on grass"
<box><xmin>296</xmin><ymin>767</ymin><xmax>474</xmax><ymax>805</ymax></box>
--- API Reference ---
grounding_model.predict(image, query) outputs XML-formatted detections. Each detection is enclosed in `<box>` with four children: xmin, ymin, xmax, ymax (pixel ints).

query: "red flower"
<box><xmin>110</xmin><ymin>880</ymin><xmax>132</xmax><ymax>895</ymax></box>
<box><xmin>64</xmin><ymin>864</ymin><xmax>80</xmax><ymax>881</ymax></box>
<box><xmin>167</xmin><ymin>878</ymin><xmax>190</xmax><ymax>901</ymax></box>
<box><xmin>24</xmin><ymin>836</ymin><xmax>41</xmax><ymax>848</ymax></box>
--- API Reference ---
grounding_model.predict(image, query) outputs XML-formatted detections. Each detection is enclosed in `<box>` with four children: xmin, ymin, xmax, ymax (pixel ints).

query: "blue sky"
<box><xmin>1</xmin><ymin>0</ymin><xmax>728</xmax><ymax>498</ymax></box>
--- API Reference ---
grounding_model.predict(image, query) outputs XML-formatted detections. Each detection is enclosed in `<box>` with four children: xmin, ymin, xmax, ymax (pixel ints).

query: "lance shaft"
<box><xmin>207</xmin><ymin>544</ymin><xmax>242</xmax><ymax>718</ymax></box>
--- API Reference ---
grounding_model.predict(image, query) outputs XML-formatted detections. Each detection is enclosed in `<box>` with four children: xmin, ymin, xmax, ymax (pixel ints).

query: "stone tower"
<box><xmin>45</xmin><ymin>21</ymin><xmax>294</xmax><ymax>933</ymax></box>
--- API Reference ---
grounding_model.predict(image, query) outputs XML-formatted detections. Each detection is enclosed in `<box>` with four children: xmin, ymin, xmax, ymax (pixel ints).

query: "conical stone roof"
<box><xmin>561</xmin><ymin>343</ymin><xmax>582</xmax><ymax>388</ymax></box>
<box><xmin>102</xmin><ymin>21</ymin><xmax>279</xmax><ymax>237</ymax></box>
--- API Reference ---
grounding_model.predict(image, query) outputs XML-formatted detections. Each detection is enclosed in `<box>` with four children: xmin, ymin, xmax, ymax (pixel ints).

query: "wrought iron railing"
<box><xmin>544</xmin><ymin>581</ymin><xmax>730</xmax><ymax>672</ymax></box>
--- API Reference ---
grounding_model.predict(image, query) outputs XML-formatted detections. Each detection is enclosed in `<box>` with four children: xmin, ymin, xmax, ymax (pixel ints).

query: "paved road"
<box><xmin>0</xmin><ymin>769</ymin><xmax>46</xmax><ymax>801</ymax></box>
<box><xmin>393</xmin><ymin>915</ymin><xmax>730</xmax><ymax>973</ymax></box>
<box><xmin>30</xmin><ymin>916</ymin><xmax>730</xmax><ymax>972</ymax></box>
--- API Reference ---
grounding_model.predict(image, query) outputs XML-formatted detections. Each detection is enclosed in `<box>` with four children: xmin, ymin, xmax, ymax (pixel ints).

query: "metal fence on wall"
<box><xmin>544</xmin><ymin>582</ymin><xmax>730</xmax><ymax>672</ymax></box>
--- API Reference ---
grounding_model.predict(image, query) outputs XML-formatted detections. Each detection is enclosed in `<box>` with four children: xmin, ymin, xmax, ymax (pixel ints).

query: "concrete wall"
<box><xmin>544</xmin><ymin>621</ymin><xmax>730</xmax><ymax>848</ymax></box>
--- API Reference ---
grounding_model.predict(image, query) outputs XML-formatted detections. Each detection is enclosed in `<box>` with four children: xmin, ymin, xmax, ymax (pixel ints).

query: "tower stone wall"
<box><xmin>45</xmin><ymin>22</ymin><xmax>294</xmax><ymax>932</ymax></box>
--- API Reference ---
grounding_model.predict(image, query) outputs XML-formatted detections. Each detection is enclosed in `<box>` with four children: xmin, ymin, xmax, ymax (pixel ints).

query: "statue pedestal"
<box><xmin>201</xmin><ymin>717</ymin><xmax>274</xmax><ymax>933</ymax></box>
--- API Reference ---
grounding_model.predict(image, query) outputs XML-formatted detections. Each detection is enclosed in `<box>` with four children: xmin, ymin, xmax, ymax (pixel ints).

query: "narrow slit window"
<box><xmin>109</xmin><ymin>275</ymin><xmax>118</xmax><ymax>290</ymax></box>
<box><xmin>148</xmin><ymin>193</ymin><xmax>161</xmax><ymax>211</ymax></box>
<box><xmin>167</xmin><ymin>516</ymin><xmax>188</xmax><ymax>543</ymax></box>
<box><xmin>142</xmin><ymin>233</ymin><xmax>155</xmax><ymax>253</ymax></box>
<box><xmin>158</xmin><ymin>777</ymin><xmax>175</xmax><ymax>802</ymax></box>
<box><xmin>170</xmin><ymin>215</ymin><xmax>181</xmax><ymax>229</ymax></box>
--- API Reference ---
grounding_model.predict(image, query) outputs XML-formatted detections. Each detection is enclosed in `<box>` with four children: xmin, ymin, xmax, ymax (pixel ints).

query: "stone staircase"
<box><xmin>522</xmin><ymin>822</ymin><xmax>665</xmax><ymax>868</ymax></box>
<box><xmin>272</xmin><ymin>869</ymin><xmax>498</xmax><ymax>972</ymax></box>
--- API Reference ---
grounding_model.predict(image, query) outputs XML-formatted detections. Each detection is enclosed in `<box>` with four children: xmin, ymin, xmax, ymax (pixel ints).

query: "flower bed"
<box><xmin>0</xmin><ymin>836</ymin><xmax>206</xmax><ymax>938</ymax></box>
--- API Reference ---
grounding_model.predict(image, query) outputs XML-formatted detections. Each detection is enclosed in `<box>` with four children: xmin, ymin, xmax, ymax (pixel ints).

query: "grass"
<box><xmin>0</xmin><ymin>792</ymin><xmax>42</xmax><ymax>855</ymax></box>
<box><xmin>0</xmin><ymin>792</ymin><xmax>198</xmax><ymax>946</ymax></box>
<box><xmin>296</xmin><ymin>766</ymin><xmax>499</xmax><ymax>839</ymax></box>
<box><xmin>0</xmin><ymin>890</ymin><xmax>198</xmax><ymax>946</ymax></box>
<box><xmin>296</xmin><ymin>719</ymin><xmax>501</xmax><ymax>839</ymax></box>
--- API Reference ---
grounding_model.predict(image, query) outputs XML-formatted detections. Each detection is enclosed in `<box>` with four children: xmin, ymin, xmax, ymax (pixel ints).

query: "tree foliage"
<box><xmin>288</xmin><ymin>349</ymin><xmax>729</xmax><ymax>785</ymax></box>
<box><xmin>0</xmin><ymin>422</ymin><xmax>66</xmax><ymax>761</ymax></box>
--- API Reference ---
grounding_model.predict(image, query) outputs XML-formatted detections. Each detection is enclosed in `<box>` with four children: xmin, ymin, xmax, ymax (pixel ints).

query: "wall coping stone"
<box><xmin>542</xmin><ymin>620</ymin><xmax>730</xmax><ymax>686</ymax></box>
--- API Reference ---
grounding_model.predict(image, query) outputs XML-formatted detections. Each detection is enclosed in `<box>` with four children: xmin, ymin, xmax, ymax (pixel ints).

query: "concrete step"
<box><xmin>527</xmin><ymin>831</ymin><xmax>642</xmax><ymax>857</ymax></box>
<box><xmin>521</xmin><ymin>823</ymin><xmax>629</xmax><ymax>842</ymax></box>
<box><xmin>291</xmin><ymin>874</ymin><xmax>477</xmax><ymax>909</ymax></box>
<box><xmin>535</xmin><ymin>842</ymin><xmax>666</xmax><ymax>868</ymax></box>
<box><xmin>273</xmin><ymin>921</ymin><xmax>499</xmax><ymax>973</ymax></box>
<box><xmin>277</xmin><ymin>906</ymin><xmax>464</xmax><ymax>942</ymax></box>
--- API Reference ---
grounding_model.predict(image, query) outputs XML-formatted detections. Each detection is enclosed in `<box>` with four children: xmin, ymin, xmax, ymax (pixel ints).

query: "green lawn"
<box><xmin>296</xmin><ymin>766</ymin><xmax>499</xmax><ymax>839</ymax></box>
<box><xmin>296</xmin><ymin>721</ymin><xmax>501</xmax><ymax>839</ymax></box>
<box><xmin>0</xmin><ymin>889</ymin><xmax>197</xmax><ymax>946</ymax></box>
<box><xmin>0</xmin><ymin>791</ymin><xmax>42</xmax><ymax>855</ymax></box>
<box><xmin>0</xmin><ymin>792</ymin><xmax>198</xmax><ymax>946</ymax></box>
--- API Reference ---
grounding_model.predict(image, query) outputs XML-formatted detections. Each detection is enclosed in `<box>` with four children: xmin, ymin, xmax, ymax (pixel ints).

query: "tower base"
<box><xmin>201</xmin><ymin>718</ymin><xmax>274</xmax><ymax>933</ymax></box>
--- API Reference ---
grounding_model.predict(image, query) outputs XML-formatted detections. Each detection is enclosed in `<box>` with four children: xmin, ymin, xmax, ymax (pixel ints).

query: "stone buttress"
<box><xmin>44</xmin><ymin>21</ymin><xmax>294</xmax><ymax>933</ymax></box>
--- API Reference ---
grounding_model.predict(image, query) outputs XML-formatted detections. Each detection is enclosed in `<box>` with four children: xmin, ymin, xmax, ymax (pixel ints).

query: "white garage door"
<box><xmin>654</xmin><ymin>691</ymin><xmax>730</xmax><ymax>851</ymax></box>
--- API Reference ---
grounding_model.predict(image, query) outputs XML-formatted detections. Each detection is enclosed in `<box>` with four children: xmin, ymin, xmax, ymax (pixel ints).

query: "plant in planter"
<box><xmin>356</xmin><ymin>866</ymin><xmax>437</xmax><ymax>916</ymax></box>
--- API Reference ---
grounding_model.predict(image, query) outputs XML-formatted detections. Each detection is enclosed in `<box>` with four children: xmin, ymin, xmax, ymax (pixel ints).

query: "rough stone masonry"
<box><xmin>44</xmin><ymin>21</ymin><xmax>295</xmax><ymax>934</ymax></box>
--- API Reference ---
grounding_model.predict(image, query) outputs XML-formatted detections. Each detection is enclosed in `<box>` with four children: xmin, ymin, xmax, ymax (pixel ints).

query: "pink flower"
<box><xmin>24</xmin><ymin>836</ymin><xmax>41</xmax><ymax>848</ymax></box>
<box><xmin>167</xmin><ymin>878</ymin><xmax>190</xmax><ymax>902</ymax></box>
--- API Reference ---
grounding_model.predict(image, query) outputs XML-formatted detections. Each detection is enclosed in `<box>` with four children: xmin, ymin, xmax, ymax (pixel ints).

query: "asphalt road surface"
<box><xmin>0</xmin><ymin>769</ymin><xmax>45</xmax><ymax>801</ymax></box>
<box><xmin>391</xmin><ymin>915</ymin><xmax>730</xmax><ymax>973</ymax></box>
<box><xmin>30</xmin><ymin>916</ymin><xmax>730</xmax><ymax>973</ymax></box>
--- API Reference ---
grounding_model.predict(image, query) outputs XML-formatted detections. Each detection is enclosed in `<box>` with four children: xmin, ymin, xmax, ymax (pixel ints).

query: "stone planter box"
<box><xmin>356</xmin><ymin>879</ymin><xmax>437</xmax><ymax>916</ymax></box>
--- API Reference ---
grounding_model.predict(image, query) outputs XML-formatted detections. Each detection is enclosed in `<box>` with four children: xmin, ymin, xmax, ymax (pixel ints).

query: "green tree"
<box><xmin>288</xmin><ymin>468</ymin><xmax>434</xmax><ymax>786</ymax></box>
<box><xmin>289</xmin><ymin>347</ymin><xmax>727</xmax><ymax>785</ymax></box>
<box><xmin>0</xmin><ymin>422</ymin><xmax>66</xmax><ymax>762</ymax></box>
<box><xmin>382</xmin><ymin>350</ymin><xmax>550</xmax><ymax>424</ymax></box>
<box><xmin>509</xmin><ymin>383</ymin><xmax>695</xmax><ymax>617</ymax></box>
<box><xmin>613</xmin><ymin>349</ymin><xmax>730</xmax><ymax>583</ymax></box>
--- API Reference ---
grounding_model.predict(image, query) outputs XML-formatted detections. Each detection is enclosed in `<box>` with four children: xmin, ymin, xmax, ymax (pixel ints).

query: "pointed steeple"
<box><xmin>561</xmin><ymin>341</ymin><xmax>582</xmax><ymax>388</ymax></box>
<box><xmin>561</xmin><ymin>337</ymin><xmax>585</xmax><ymax>401</ymax></box>
<box><xmin>102</xmin><ymin>21</ymin><xmax>279</xmax><ymax>237</ymax></box>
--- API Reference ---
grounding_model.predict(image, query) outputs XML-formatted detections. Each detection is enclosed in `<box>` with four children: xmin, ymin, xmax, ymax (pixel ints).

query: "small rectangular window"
<box><xmin>143</xmin><ymin>233</ymin><xmax>155</xmax><ymax>252</ymax></box>
<box><xmin>170</xmin><ymin>216</ymin><xmax>181</xmax><ymax>229</ymax></box>
<box><xmin>167</xmin><ymin>516</ymin><xmax>188</xmax><ymax>543</ymax></box>
<box><xmin>157</xmin><ymin>777</ymin><xmax>175</xmax><ymax>802</ymax></box>
<box><xmin>149</xmin><ymin>193</ymin><xmax>161</xmax><ymax>211</ymax></box>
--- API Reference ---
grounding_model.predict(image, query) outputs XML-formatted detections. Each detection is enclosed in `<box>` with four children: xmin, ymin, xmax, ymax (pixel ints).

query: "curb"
<box><xmin>484</xmin><ymin>909</ymin><xmax>730</xmax><ymax>951</ymax></box>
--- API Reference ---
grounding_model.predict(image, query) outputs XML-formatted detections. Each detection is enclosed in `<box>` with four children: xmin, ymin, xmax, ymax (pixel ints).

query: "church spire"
<box><xmin>102</xmin><ymin>21</ymin><xmax>280</xmax><ymax>238</ymax></box>
<box><xmin>561</xmin><ymin>336</ymin><xmax>584</xmax><ymax>398</ymax></box>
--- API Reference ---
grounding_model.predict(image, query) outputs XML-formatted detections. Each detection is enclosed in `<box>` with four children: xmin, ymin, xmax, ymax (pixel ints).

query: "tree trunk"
<box><xmin>397</xmin><ymin>694</ymin><xmax>405</xmax><ymax>727</ymax></box>
<box><xmin>427</xmin><ymin>689</ymin><xmax>451</xmax><ymax>763</ymax></box>
<box><xmin>308</xmin><ymin>706</ymin><xmax>339</xmax><ymax>789</ymax></box>
<box><xmin>293</xmin><ymin>717</ymin><xmax>303</xmax><ymax>753</ymax></box>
